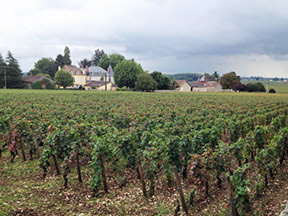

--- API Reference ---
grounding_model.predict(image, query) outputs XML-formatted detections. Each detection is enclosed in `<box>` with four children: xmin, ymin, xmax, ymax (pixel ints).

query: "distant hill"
<box><xmin>164</xmin><ymin>73</ymin><xmax>202</xmax><ymax>81</ymax></box>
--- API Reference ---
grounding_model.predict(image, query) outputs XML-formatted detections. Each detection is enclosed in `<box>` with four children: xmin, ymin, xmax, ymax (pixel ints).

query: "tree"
<box><xmin>254</xmin><ymin>82</ymin><xmax>266</xmax><ymax>92</ymax></box>
<box><xmin>91</xmin><ymin>49</ymin><xmax>105</xmax><ymax>66</ymax></box>
<box><xmin>36</xmin><ymin>73</ymin><xmax>52</xmax><ymax>79</ymax></box>
<box><xmin>246</xmin><ymin>82</ymin><xmax>266</xmax><ymax>92</ymax></box>
<box><xmin>220</xmin><ymin>72</ymin><xmax>240</xmax><ymax>89</ymax></box>
<box><xmin>78</xmin><ymin>58</ymin><xmax>92</xmax><ymax>68</ymax></box>
<box><xmin>170</xmin><ymin>78</ymin><xmax>178</xmax><ymax>90</ymax></box>
<box><xmin>269</xmin><ymin>88</ymin><xmax>276</xmax><ymax>93</ymax></box>
<box><xmin>212</xmin><ymin>71</ymin><xmax>220</xmax><ymax>81</ymax></box>
<box><xmin>165</xmin><ymin>73</ymin><xmax>201</xmax><ymax>81</ymax></box>
<box><xmin>63</xmin><ymin>46</ymin><xmax>72</xmax><ymax>65</ymax></box>
<box><xmin>99</xmin><ymin>53</ymin><xmax>125</xmax><ymax>70</ymax></box>
<box><xmin>135</xmin><ymin>74</ymin><xmax>156</xmax><ymax>92</ymax></box>
<box><xmin>114</xmin><ymin>60</ymin><xmax>144</xmax><ymax>88</ymax></box>
<box><xmin>55</xmin><ymin>54</ymin><xmax>64</xmax><ymax>68</ymax></box>
<box><xmin>33</xmin><ymin>57</ymin><xmax>57</xmax><ymax>78</ymax></box>
<box><xmin>233</xmin><ymin>83</ymin><xmax>246</xmax><ymax>92</ymax></box>
<box><xmin>98</xmin><ymin>54</ymin><xmax>110</xmax><ymax>70</ymax></box>
<box><xmin>28</xmin><ymin>68</ymin><xmax>42</xmax><ymax>76</ymax></box>
<box><xmin>150</xmin><ymin>71</ymin><xmax>171</xmax><ymax>90</ymax></box>
<box><xmin>0</xmin><ymin>53</ymin><xmax>6</xmax><ymax>88</ymax></box>
<box><xmin>54</xmin><ymin>69</ymin><xmax>74</xmax><ymax>89</ymax></box>
<box><xmin>3</xmin><ymin>51</ymin><xmax>23</xmax><ymax>89</ymax></box>
<box><xmin>109</xmin><ymin>54</ymin><xmax>125</xmax><ymax>69</ymax></box>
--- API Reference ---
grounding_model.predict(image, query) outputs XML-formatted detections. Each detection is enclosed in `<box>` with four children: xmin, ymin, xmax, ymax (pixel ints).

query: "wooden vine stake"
<box><xmin>227</xmin><ymin>175</ymin><xmax>239</xmax><ymax>216</ymax></box>
<box><xmin>52</xmin><ymin>154</ymin><xmax>61</xmax><ymax>175</ymax></box>
<box><xmin>138</xmin><ymin>161</ymin><xmax>147</xmax><ymax>198</ymax></box>
<box><xmin>20</xmin><ymin>140</ymin><xmax>26</xmax><ymax>162</ymax></box>
<box><xmin>174</xmin><ymin>166</ymin><xmax>188</xmax><ymax>214</ymax></box>
<box><xmin>33</xmin><ymin>137</ymin><xmax>41</xmax><ymax>159</ymax></box>
<box><xmin>76</xmin><ymin>145</ymin><xmax>82</xmax><ymax>183</ymax></box>
<box><xmin>100</xmin><ymin>155</ymin><xmax>108</xmax><ymax>193</ymax></box>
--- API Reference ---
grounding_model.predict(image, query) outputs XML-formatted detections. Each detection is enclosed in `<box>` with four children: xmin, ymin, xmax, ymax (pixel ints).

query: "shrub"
<box><xmin>78</xmin><ymin>85</ymin><xmax>85</xmax><ymax>90</ymax></box>
<box><xmin>246</xmin><ymin>82</ymin><xmax>266</xmax><ymax>92</ymax></box>
<box><xmin>269</xmin><ymin>88</ymin><xmax>276</xmax><ymax>93</ymax></box>
<box><xmin>116</xmin><ymin>86</ymin><xmax>126</xmax><ymax>91</ymax></box>
<box><xmin>32</xmin><ymin>79</ymin><xmax>55</xmax><ymax>89</ymax></box>
<box><xmin>233</xmin><ymin>83</ymin><xmax>246</xmax><ymax>92</ymax></box>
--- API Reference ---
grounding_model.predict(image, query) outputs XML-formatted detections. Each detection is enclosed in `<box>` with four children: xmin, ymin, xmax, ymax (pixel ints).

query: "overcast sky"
<box><xmin>1</xmin><ymin>0</ymin><xmax>288</xmax><ymax>77</ymax></box>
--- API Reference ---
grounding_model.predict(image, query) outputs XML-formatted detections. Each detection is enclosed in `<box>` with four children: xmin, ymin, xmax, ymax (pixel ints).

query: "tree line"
<box><xmin>220</xmin><ymin>72</ymin><xmax>274</xmax><ymax>93</ymax></box>
<box><xmin>0</xmin><ymin>47</ymin><xmax>276</xmax><ymax>92</ymax></box>
<box><xmin>0</xmin><ymin>52</ymin><xmax>23</xmax><ymax>89</ymax></box>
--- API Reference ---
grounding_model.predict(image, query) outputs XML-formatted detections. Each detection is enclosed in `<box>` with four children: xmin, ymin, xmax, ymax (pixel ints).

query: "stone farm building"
<box><xmin>177</xmin><ymin>75</ymin><xmax>222</xmax><ymax>92</ymax></box>
<box><xmin>22</xmin><ymin>76</ymin><xmax>55</xmax><ymax>89</ymax></box>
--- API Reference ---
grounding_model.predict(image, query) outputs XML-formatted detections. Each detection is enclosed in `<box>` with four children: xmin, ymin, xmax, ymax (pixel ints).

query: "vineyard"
<box><xmin>1</xmin><ymin>89</ymin><xmax>288</xmax><ymax>216</ymax></box>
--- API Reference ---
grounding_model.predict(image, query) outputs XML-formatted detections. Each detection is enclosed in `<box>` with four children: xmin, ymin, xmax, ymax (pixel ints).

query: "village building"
<box><xmin>22</xmin><ymin>76</ymin><xmax>55</xmax><ymax>89</ymax></box>
<box><xmin>62</xmin><ymin>65</ymin><xmax>87</xmax><ymax>88</ymax></box>
<box><xmin>191</xmin><ymin>81</ymin><xmax>222</xmax><ymax>92</ymax></box>
<box><xmin>60</xmin><ymin>64</ymin><xmax>115</xmax><ymax>90</ymax></box>
<box><xmin>175</xmin><ymin>80</ymin><xmax>191</xmax><ymax>92</ymax></box>
<box><xmin>192</xmin><ymin>75</ymin><xmax>222</xmax><ymax>92</ymax></box>
<box><xmin>84</xmin><ymin>81</ymin><xmax>112</xmax><ymax>91</ymax></box>
<box><xmin>81</xmin><ymin>65</ymin><xmax>115</xmax><ymax>84</ymax></box>
<box><xmin>177</xmin><ymin>75</ymin><xmax>222</xmax><ymax>92</ymax></box>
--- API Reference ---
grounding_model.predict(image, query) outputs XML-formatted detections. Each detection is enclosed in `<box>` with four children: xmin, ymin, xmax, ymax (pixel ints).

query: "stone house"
<box><xmin>22</xmin><ymin>76</ymin><xmax>55</xmax><ymax>89</ymax></box>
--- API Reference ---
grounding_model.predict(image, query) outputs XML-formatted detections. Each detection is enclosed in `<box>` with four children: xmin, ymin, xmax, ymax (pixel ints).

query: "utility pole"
<box><xmin>4</xmin><ymin>67</ymin><xmax>7</xmax><ymax>89</ymax></box>
<box><xmin>105</xmin><ymin>73</ymin><xmax>107</xmax><ymax>91</ymax></box>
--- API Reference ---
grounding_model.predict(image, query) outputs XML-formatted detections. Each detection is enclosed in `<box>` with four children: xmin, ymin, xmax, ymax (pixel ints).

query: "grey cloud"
<box><xmin>1</xmin><ymin>0</ymin><xmax>288</xmax><ymax>77</ymax></box>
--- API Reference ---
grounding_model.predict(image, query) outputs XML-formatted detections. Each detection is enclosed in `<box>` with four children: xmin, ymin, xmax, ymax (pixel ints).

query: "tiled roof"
<box><xmin>187</xmin><ymin>81</ymin><xmax>203</xmax><ymax>87</ymax></box>
<box><xmin>88</xmin><ymin>66</ymin><xmax>107</xmax><ymax>74</ymax></box>
<box><xmin>63</xmin><ymin>65</ymin><xmax>84</xmax><ymax>75</ymax></box>
<box><xmin>22</xmin><ymin>76</ymin><xmax>55</xmax><ymax>83</ymax></box>
<box><xmin>82</xmin><ymin>66</ymin><xmax>109</xmax><ymax>77</ymax></box>
<box><xmin>203</xmin><ymin>82</ymin><xmax>219</xmax><ymax>87</ymax></box>
<box><xmin>198</xmin><ymin>75</ymin><xmax>216</xmax><ymax>82</ymax></box>
<box><xmin>175</xmin><ymin>80</ymin><xmax>187</xmax><ymax>87</ymax></box>
<box><xmin>84</xmin><ymin>81</ymin><xmax>111</xmax><ymax>87</ymax></box>
<box><xmin>188</xmin><ymin>81</ymin><xmax>221</xmax><ymax>88</ymax></box>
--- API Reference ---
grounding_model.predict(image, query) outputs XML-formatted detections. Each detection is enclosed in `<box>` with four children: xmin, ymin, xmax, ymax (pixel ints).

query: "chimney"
<box><xmin>86</xmin><ymin>66</ymin><xmax>89</xmax><ymax>75</ymax></box>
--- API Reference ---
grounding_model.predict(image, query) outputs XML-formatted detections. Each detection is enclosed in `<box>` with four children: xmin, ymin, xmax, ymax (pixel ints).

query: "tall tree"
<box><xmin>78</xmin><ymin>58</ymin><xmax>92</xmax><ymax>68</ymax></box>
<box><xmin>150</xmin><ymin>71</ymin><xmax>171</xmax><ymax>90</ymax></box>
<box><xmin>28</xmin><ymin>68</ymin><xmax>42</xmax><ymax>76</ymax></box>
<box><xmin>135</xmin><ymin>74</ymin><xmax>156</xmax><ymax>92</ymax></box>
<box><xmin>114</xmin><ymin>60</ymin><xmax>144</xmax><ymax>88</ymax></box>
<box><xmin>0</xmin><ymin>53</ymin><xmax>6</xmax><ymax>88</ymax></box>
<box><xmin>98</xmin><ymin>54</ymin><xmax>110</xmax><ymax>69</ymax></box>
<box><xmin>55</xmin><ymin>54</ymin><xmax>64</xmax><ymax>68</ymax></box>
<box><xmin>63</xmin><ymin>46</ymin><xmax>72</xmax><ymax>65</ymax></box>
<box><xmin>99</xmin><ymin>53</ymin><xmax>125</xmax><ymax>70</ymax></box>
<box><xmin>91</xmin><ymin>49</ymin><xmax>105</xmax><ymax>66</ymax></box>
<box><xmin>109</xmin><ymin>54</ymin><xmax>125</xmax><ymax>69</ymax></box>
<box><xmin>212</xmin><ymin>71</ymin><xmax>220</xmax><ymax>81</ymax></box>
<box><xmin>2</xmin><ymin>52</ymin><xmax>23</xmax><ymax>89</ymax></box>
<box><xmin>220</xmin><ymin>72</ymin><xmax>240</xmax><ymax>89</ymax></box>
<box><xmin>32</xmin><ymin>57</ymin><xmax>57</xmax><ymax>78</ymax></box>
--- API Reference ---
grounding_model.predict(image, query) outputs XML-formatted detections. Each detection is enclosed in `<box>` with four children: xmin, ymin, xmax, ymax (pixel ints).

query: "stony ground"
<box><xmin>0</xmin><ymin>150</ymin><xmax>288</xmax><ymax>216</ymax></box>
